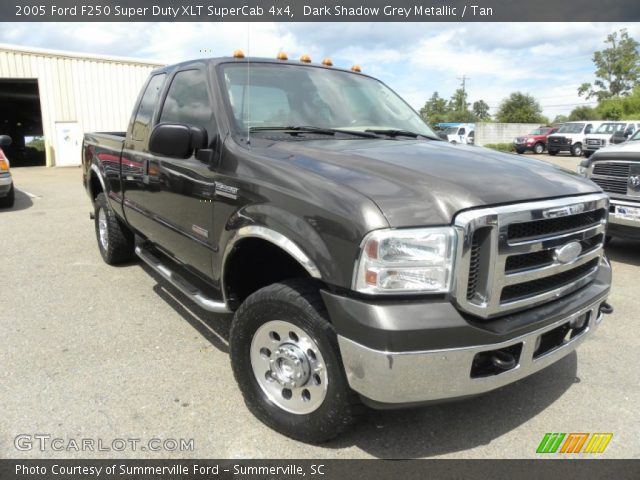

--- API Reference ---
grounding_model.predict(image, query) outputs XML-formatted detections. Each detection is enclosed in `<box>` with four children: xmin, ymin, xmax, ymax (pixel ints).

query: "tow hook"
<box><xmin>599</xmin><ymin>302</ymin><xmax>613</xmax><ymax>315</ymax></box>
<box><xmin>490</xmin><ymin>350</ymin><xmax>517</xmax><ymax>371</ymax></box>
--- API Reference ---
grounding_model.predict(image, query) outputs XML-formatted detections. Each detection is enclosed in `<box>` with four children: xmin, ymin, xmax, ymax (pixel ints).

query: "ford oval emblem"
<box><xmin>554</xmin><ymin>241</ymin><xmax>582</xmax><ymax>264</ymax></box>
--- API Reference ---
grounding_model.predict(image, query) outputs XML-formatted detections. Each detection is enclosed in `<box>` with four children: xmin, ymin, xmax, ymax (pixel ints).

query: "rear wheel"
<box><xmin>533</xmin><ymin>142</ymin><xmax>545</xmax><ymax>154</ymax></box>
<box><xmin>570</xmin><ymin>143</ymin><xmax>583</xmax><ymax>157</ymax></box>
<box><xmin>229</xmin><ymin>279</ymin><xmax>361</xmax><ymax>443</ymax></box>
<box><xmin>94</xmin><ymin>193</ymin><xmax>135</xmax><ymax>265</ymax></box>
<box><xmin>0</xmin><ymin>184</ymin><xmax>15</xmax><ymax>208</ymax></box>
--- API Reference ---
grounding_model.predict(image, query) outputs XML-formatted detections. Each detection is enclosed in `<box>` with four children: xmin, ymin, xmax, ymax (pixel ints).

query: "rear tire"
<box><xmin>229</xmin><ymin>279</ymin><xmax>362</xmax><ymax>443</ymax></box>
<box><xmin>533</xmin><ymin>142</ymin><xmax>544</xmax><ymax>154</ymax></box>
<box><xmin>0</xmin><ymin>184</ymin><xmax>15</xmax><ymax>208</ymax></box>
<box><xmin>94</xmin><ymin>192</ymin><xmax>135</xmax><ymax>265</ymax></box>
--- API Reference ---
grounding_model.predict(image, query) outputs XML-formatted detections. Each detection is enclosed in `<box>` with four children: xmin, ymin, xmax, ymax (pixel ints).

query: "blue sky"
<box><xmin>1</xmin><ymin>22</ymin><xmax>638</xmax><ymax>119</ymax></box>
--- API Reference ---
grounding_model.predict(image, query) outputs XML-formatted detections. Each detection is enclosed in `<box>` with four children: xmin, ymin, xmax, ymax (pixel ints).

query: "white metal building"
<box><xmin>0</xmin><ymin>44</ymin><xmax>163</xmax><ymax>167</ymax></box>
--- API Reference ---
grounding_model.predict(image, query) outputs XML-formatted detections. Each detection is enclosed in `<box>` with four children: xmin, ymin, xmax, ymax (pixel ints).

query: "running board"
<box><xmin>135</xmin><ymin>246</ymin><xmax>230</xmax><ymax>313</ymax></box>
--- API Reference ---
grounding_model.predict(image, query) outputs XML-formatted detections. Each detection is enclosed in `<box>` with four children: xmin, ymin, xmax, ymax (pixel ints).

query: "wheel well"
<box><xmin>90</xmin><ymin>173</ymin><xmax>103</xmax><ymax>201</ymax></box>
<box><xmin>224</xmin><ymin>238</ymin><xmax>313</xmax><ymax>309</ymax></box>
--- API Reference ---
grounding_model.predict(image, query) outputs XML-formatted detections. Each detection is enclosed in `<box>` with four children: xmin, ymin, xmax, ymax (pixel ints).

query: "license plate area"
<box><xmin>614</xmin><ymin>205</ymin><xmax>640</xmax><ymax>222</ymax></box>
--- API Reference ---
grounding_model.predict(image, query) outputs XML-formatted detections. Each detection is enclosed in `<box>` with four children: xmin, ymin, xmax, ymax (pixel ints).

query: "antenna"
<box><xmin>246</xmin><ymin>23</ymin><xmax>251</xmax><ymax>145</ymax></box>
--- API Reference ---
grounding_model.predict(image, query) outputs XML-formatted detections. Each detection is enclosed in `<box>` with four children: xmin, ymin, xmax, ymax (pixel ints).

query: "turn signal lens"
<box><xmin>233</xmin><ymin>49</ymin><xmax>245</xmax><ymax>58</ymax></box>
<box><xmin>0</xmin><ymin>158</ymin><xmax>9</xmax><ymax>172</ymax></box>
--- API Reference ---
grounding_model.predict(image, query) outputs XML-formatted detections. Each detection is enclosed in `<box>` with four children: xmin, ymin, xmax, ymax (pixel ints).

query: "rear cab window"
<box><xmin>131</xmin><ymin>73</ymin><xmax>166</xmax><ymax>142</ymax></box>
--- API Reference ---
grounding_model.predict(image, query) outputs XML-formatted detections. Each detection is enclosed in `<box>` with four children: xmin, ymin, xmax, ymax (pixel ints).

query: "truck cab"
<box><xmin>547</xmin><ymin>121</ymin><xmax>603</xmax><ymax>156</ymax></box>
<box><xmin>584</xmin><ymin>121</ymin><xmax>640</xmax><ymax>157</ymax></box>
<box><xmin>82</xmin><ymin>54</ymin><xmax>612</xmax><ymax>442</ymax></box>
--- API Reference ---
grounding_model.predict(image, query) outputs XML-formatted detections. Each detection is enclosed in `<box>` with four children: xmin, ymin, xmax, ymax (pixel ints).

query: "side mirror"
<box><xmin>0</xmin><ymin>135</ymin><xmax>12</xmax><ymax>146</ymax></box>
<box><xmin>148</xmin><ymin>123</ymin><xmax>208</xmax><ymax>159</ymax></box>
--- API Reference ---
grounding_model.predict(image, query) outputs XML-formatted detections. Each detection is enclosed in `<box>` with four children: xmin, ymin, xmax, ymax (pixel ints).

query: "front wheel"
<box><xmin>229</xmin><ymin>279</ymin><xmax>361</xmax><ymax>443</ymax></box>
<box><xmin>571</xmin><ymin>143</ymin><xmax>583</xmax><ymax>157</ymax></box>
<box><xmin>533</xmin><ymin>142</ymin><xmax>545</xmax><ymax>154</ymax></box>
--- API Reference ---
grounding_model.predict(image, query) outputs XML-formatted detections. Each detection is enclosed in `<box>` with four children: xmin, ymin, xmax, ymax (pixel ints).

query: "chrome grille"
<box><xmin>454</xmin><ymin>193</ymin><xmax>608</xmax><ymax>319</ymax></box>
<box><xmin>590</xmin><ymin>161</ymin><xmax>632</xmax><ymax>195</ymax></box>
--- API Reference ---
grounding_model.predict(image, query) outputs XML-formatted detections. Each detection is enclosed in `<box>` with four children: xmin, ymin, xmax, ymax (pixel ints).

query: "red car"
<box><xmin>513</xmin><ymin>126</ymin><xmax>560</xmax><ymax>154</ymax></box>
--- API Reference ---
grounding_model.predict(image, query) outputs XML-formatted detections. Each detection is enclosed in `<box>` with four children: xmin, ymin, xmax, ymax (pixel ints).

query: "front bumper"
<box><xmin>322</xmin><ymin>261</ymin><xmax>610</xmax><ymax>406</ymax></box>
<box><xmin>608</xmin><ymin>199</ymin><xmax>640</xmax><ymax>238</ymax></box>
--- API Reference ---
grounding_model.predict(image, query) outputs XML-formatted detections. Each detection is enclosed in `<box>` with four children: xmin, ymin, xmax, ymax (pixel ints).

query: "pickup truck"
<box><xmin>579</xmin><ymin>128</ymin><xmax>640</xmax><ymax>239</ymax></box>
<box><xmin>83</xmin><ymin>54</ymin><xmax>613</xmax><ymax>442</ymax></box>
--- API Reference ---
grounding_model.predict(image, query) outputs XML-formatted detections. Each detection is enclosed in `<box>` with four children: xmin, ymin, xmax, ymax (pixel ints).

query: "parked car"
<box><xmin>584</xmin><ymin>121</ymin><xmax>640</xmax><ymax>157</ymax></box>
<box><xmin>513</xmin><ymin>125</ymin><xmax>559</xmax><ymax>154</ymax></box>
<box><xmin>82</xmin><ymin>54</ymin><xmax>612</xmax><ymax>442</ymax></box>
<box><xmin>0</xmin><ymin>135</ymin><xmax>14</xmax><ymax>208</ymax></box>
<box><xmin>547</xmin><ymin>121</ymin><xmax>603</xmax><ymax>156</ymax></box>
<box><xmin>439</xmin><ymin>123</ymin><xmax>475</xmax><ymax>144</ymax></box>
<box><xmin>579</xmin><ymin>128</ymin><xmax>640</xmax><ymax>240</ymax></box>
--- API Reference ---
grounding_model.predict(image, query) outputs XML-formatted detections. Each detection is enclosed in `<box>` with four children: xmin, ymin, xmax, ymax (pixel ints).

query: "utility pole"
<box><xmin>457</xmin><ymin>75</ymin><xmax>470</xmax><ymax>111</ymax></box>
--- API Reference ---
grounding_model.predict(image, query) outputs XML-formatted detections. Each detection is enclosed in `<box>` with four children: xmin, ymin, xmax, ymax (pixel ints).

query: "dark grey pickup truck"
<box><xmin>82</xmin><ymin>53</ymin><xmax>613</xmax><ymax>442</ymax></box>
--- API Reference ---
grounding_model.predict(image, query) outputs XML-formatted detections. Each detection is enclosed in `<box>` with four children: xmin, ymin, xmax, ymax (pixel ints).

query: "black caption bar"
<box><xmin>3</xmin><ymin>0</ymin><xmax>640</xmax><ymax>22</ymax></box>
<box><xmin>1</xmin><ymin>459</ymin><xmax>640</xmax><ymax>480</ymax></box>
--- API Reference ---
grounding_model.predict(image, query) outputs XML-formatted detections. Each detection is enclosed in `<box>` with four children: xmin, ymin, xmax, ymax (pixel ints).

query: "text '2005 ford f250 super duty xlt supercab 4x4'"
<box><xmin>83</xmin><ymin>52</ymin><xmax>613</xmax><ymax>442</ymax></box>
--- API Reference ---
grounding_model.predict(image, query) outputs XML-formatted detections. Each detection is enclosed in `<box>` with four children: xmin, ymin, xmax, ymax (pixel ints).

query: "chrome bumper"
<box><xmin>609</xmin><ymin>199</ymin><xmax>640</xmax><ymax>228</ymax></box>
<box><xmin>338</xmin><ymin>295</ymin><xmax>607</xmax><ymax>405</ymax></box>
<box><xmin>0</xmin><ymin>174</ymin><xmax>12</xmax><ymax>187</ymax></box>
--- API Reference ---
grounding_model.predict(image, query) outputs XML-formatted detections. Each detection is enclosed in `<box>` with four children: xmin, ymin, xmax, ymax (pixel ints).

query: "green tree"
<box><xmin>552</xmin><ymin>114</ymin><xmax>569</xmax><ymax>124</ymax></box>
<box><xmin>568</xmin><ymin>105</ymin><xmax>598</xmax><ymax>121</ymax></box>
<box><xmin>472</xmin><ymin>100</ymin><xmax>491</xmax><ymax>120</ymax></box>
<box><xmin>496</xmin><ymin>92</ymin><xmax>546</xmax><ymax>123</ymax></box>
<box><xmin>578</xmin><ymin>28</ymin><xmax>640</xmax><ymax>101</ymax></box>
<box><xmin>419</xmin><ymin>91</ymin><xmax>449</xmax><ymax>124</ymax></box>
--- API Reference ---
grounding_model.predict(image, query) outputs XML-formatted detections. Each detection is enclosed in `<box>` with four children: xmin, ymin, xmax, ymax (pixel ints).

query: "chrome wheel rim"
<box><xmin>250</xmin><ymin>320</ymin><xmax>328</xmax><ymax>415</ymax></box>
<box><xmin>98</xmin><ymin>208</ymin><xmax>109</xmax><ymax>251</ymax></box>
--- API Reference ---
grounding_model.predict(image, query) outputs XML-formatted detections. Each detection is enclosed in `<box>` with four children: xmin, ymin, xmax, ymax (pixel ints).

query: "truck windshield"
<box><xmin>220</xmin><ymin>63</ymin><xmax>436</xmax><ymax>138</ymax></box>
<box><xmin>557</xmin><ymin>123</ymin><xmax>585</xmax><ymax>134</ymax></box>
<box><xmin>595</xmin><ymin>123</ymin><xmax>625</xmax><ymax>134</ymax></box>
<box><xmin>529</xmin><ymin>127</ymin><xmax>548</xmax><ymax>135</ymax></box>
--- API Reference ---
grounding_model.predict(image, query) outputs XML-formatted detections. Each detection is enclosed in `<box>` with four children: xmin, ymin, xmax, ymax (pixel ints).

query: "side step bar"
<box><xmin>135</xmin><ymin>246</ymin><xmax>230</xmax><ymax>313</ymax></box>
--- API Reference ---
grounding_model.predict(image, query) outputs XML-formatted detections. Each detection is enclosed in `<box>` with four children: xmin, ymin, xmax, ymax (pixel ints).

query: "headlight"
<box><xmin>353</xmin><ymin>227</ymin><xmax>456</xmax><ymax>294</ymax></box>
<box><xmin>577</xmin><ymin>160</ymin><xmax>589</xmax><ymax>176</ymax></box>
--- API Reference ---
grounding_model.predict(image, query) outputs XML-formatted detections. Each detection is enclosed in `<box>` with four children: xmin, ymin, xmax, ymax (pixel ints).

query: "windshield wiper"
<box><xmin>248</xmin><ymin>126</ymin><xmax>380</xmax><ymax>138</ymax></box>
<box><xmin>365</xmin><ymin>129</ymin><xmax>440</xmax><ymax>140</ymax></box>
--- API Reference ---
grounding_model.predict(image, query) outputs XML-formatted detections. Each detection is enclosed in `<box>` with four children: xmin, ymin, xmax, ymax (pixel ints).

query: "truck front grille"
<box><xmin>590</xmin><ymin>161</ymin><xmax>633</xmax><ymax>196</ymax></box>
<box><xmin>454</xmin><ymin>193</ymin><xmax>608</xmax><ymax>319</ymax></box>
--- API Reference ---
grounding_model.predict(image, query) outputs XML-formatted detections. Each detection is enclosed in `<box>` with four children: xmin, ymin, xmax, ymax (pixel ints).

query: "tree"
<box><xmin>578</xmin><ymin>28</ymin><xmax>640</xmax><ymax>101</ymax></box>
<box><xmin>552</xmin><ymin>114</ymin><xmax>568</xmax><ymax>124</ymax></box>
<box><xmin>568</xmin><ymin>105</ymin><xmax>598</xmax><ymax>121</ymax></box>
<box><xmin>419</xmin><ymin>92</ymin><xmax>449</xmax><ymax>124</ymax></box>
<box><xmin>496</xmin><ymin>92</ymin><xmax>546</xmax><ymax>123</ymax></box>
<box><xmin>472</xmin><ymin>100</ymin><xmax>491</xmax><ymax>120</ymax></box>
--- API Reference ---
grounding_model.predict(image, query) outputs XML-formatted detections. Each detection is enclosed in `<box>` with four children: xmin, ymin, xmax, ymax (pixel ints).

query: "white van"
<box><xmin>441</xmin><ymin>124</ymin><xmax>475</xmax><ymax>144</ymax></box>
<box><xmin>584</xmin><ymin>120</ymin><xmax>640</xmax><ymax>157</ymax></box>
<box><xmin>547</xmin><ymin>121</ymin><xmax>604</xmax><ymax>156</ymax></box>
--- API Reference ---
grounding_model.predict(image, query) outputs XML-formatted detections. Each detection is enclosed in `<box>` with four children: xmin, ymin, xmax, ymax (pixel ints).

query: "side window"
<box><xmin>585</xmin><ymin>124</ymin><xmax>592</xmax><ymax>134</ymax></box>
<box><xmin>459</xmin><ymin>128</ymin><xmax>465</xmax><ymax>135</ymax></box>
<box><xmin>132</xmin><ymin>74</ymin><xmax>166</xmax><ymax>141</ymax></box>
<box><xmin>160</xmin><ymin>69</ymin><xmax>213</xmax><ymax>133</ymax></box>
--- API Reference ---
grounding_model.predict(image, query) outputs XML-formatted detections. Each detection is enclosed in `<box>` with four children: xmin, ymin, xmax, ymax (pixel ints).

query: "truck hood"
<box><xmin>594</xmin><ymin>140</ymin><xmax>640</xmax><ymax>155</ymax></box>
<box><xmin>256</xmin><ymin>138</ymin><xmax>601</xmax><ymax>227</ymax></box>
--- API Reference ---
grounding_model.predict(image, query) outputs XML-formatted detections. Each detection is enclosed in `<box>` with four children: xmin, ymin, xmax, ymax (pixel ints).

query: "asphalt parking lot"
<box><xmin>1</xmin><ymin>154</ymin><xmax>639</xmax><ymax>459</ymax></box>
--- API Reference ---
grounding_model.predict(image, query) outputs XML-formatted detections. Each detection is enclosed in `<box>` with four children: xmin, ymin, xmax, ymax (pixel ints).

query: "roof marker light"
<box><xmin>300</xmin><ymin>54</ymin><xmax>312</xmax><ymax>63</ymax></box>
<box><xmin>277</xmin><ymin>52</ymin><xmax>288</xmax><ymax>60</ymax></box>
<box><xmin>233</xmin><ymin>50</ymin><xmax>245</xmax><ymax>58</ymax></box>
<box><xmin>351</xmin><ymin>64</ymin><xmax>362</xmax><ymax>72</ymax></box>
<box><xmin>321</xmin><ymin>58</ymin><xmax>333</xmax><ymax>66</ymax></box>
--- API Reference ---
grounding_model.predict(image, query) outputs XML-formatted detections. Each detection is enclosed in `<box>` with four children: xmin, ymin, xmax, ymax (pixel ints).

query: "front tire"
<box><xmin>533</xmin><ymin>142</ymin><xmax>545</xmax><ymax>154</ymax></box>
<box><xmin>229</xmin><ymin>279</ymin><xmax>361</xmax><ymax>443</ymax></box>
<box><xmin>94</xmin><ymin>193</ymin><xmax>135</xmax><ymax>265</ymax></box>
<box><xmin>570</xmin><ymin>143</ymin><xmax>583</xmax><ymax>157</ymax></box>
